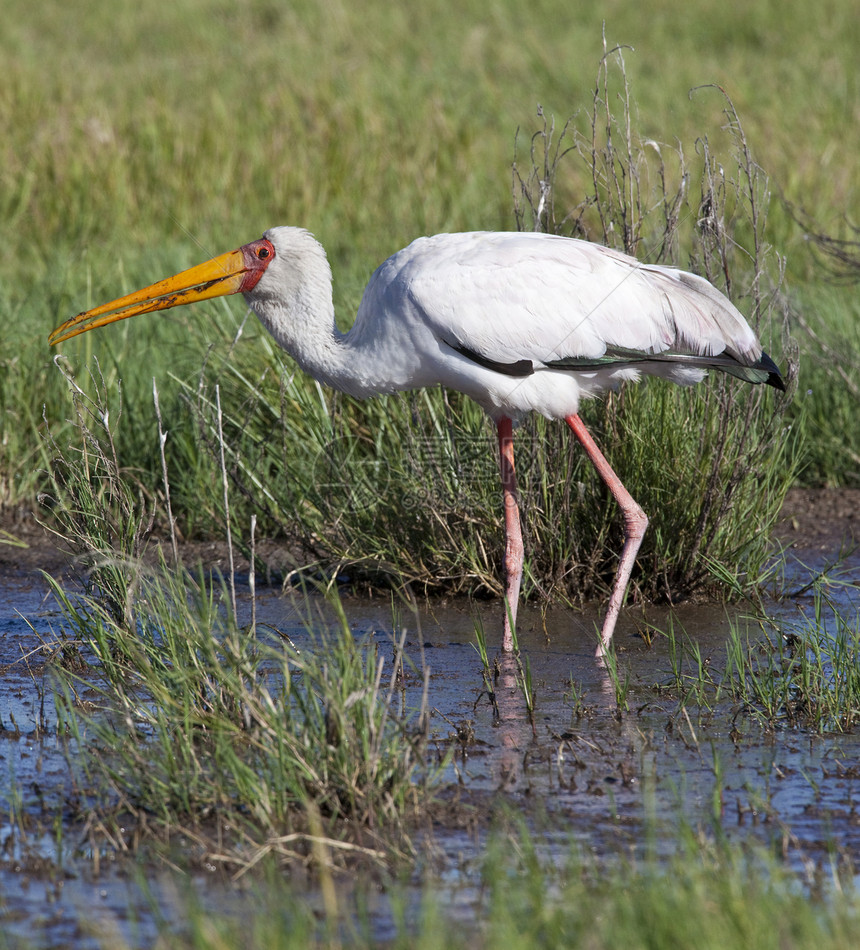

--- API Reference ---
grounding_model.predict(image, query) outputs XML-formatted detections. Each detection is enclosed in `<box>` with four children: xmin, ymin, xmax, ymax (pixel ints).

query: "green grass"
<box><xmin>70</xmin><ymin>825</ymin><xmax>860</xmax><ymax>949</ymax></box>
<box><xmin>644</xmin><ymin>573</ymin><xmax>860</xmax><ymax>733</ymax></box>
<box><xmin>35</xmin><ymin>358</ymin><xmax>436</xmax><ymax>870</ymax></box>
<box><xmin>725</xmin><ymin>579</ymin><xmax>860</xmax><ymax>732</ymax></box>
<box><xmin>2</xmin><ymin>0</ymin><xmax>856</xmax><ymax>530</ymax></box>
<box><xmin>24</xmin><ymin>54</ymin><xmax>801</xmax><ymax>613</ymax></box>
<box><xmin>167</xmin><ymin>63</ymin><xmax>802</xmax><ymax>607</ymax></box>
<box><xmin>2</xmin><ymin>0</ymin><xmax>857</xmax><ymax>267</ymax></box>
<box><xmin>52</xmin><ymin>565</ymin><xmax>434</xmax><ymax>865</ymax></box>
<box><xmin>469</xmin><ymin>826</ymin><xmax>859</xmax><ymax>950</ymax></box>
<box><xmin>785</xmin><ymin>285</ymin><xmax>860</xmax><ymax>486</ymax></box>
<box><xmin>2</xmin><ymin>0</ymin><xmax>860</xmax><ymax>904</ymax></box>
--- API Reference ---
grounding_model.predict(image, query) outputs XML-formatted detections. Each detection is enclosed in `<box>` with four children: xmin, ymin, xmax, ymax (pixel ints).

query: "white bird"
<box><xmin>50</xmin><ymin>228</ymin><xmax>784</xmax><ymax>656</ymax></box>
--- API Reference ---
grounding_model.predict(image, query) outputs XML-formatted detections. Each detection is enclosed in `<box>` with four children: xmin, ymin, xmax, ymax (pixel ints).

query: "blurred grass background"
<box><xmin>3</xmin><ymin>0</ymin><xmax>857</xmax><ymax>266</ymax></box>
<box><xmin>1</xmin><ymin>0</ymin><xmax>858</xmax><ymax>524</ymax></box>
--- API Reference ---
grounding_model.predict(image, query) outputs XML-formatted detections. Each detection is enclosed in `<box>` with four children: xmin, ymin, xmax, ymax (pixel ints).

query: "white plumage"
<box><xmin>50</xmin><ymin>226</ymin><xmax>784</xmax><ymax>657</ymax></box>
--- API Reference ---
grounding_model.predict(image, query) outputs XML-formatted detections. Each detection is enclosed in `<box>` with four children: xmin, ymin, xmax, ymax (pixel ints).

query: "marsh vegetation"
<box><xmin>1</xmin><ymin>0</ymin><xmax>859</xmax><ymax>945</ymax></box>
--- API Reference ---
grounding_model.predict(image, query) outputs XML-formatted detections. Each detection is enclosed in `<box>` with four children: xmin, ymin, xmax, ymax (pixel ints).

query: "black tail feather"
<box><xmin>757</xmin><ymin>351</ymin><xmax>786</xmax><ymax>392</ymax></box>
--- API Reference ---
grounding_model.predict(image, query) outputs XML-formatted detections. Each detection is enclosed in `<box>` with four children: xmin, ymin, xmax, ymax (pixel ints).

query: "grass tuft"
<box><xmin>725</xmin><ymin>578</ymin><xmax>860</xmax><ymax>732</ymax></box>
<box><xmin>52</xmin><ymin>565</ymin><xmax>434</xmax><ymax>867</ymax></box>
<box><xmin>41</xmin><ymin>360</ymin><xmax>437</xmax><ymax>870</ymax></box>
<box><xmin>120</xmin><ymin>819</ymin><xmax>860</xmax><ymax>949</ymax></box>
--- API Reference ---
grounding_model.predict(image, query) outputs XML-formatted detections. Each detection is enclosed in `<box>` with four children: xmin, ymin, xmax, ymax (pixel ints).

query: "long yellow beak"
<box><xmin>49</xmin><ymin>238</ymin><xmax>274</xmax><ymax>345</ymax></box>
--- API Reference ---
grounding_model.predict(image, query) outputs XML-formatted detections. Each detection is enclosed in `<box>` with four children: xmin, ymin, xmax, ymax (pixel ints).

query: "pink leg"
<box><xmin>497</xmin><ymin>417</ymin><xmax>523</xmax><ymax>653</ymax></box>
<box><xmin>565</xmin><ymin>413</ymin><xmax>648</xmax><ymax>657</ymax></box>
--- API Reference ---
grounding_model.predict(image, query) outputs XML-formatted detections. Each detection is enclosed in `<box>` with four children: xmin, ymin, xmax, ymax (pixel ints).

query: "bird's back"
<box><xmin>348</xmin><ymin>231</ymin><xmax>779</xmax><ymax>419</ymax></box>
<box><xmin>364</xmin><ymin>231</ymin><xmax>760</xmax><ymax>365</ymax></box>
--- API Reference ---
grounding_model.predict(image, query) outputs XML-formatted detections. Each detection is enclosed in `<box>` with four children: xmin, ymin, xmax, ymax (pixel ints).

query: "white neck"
<box><xmin>243</xmin><ymin>227</ymin><xmax>387</xmax><ymax>398</ymax></box>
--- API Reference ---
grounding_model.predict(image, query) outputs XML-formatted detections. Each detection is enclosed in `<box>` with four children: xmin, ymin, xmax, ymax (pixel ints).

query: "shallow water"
<box><xmin>1</xmin><ymin>545</ymin><xmax>858</xmax><ymax>947</ymax></box>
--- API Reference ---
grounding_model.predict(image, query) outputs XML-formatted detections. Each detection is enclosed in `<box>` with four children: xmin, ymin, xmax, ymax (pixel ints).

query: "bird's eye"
<box><xmin>257</xmin><ymin>246</ymin><xmax>270</xmax><ymax>260</ymax></box>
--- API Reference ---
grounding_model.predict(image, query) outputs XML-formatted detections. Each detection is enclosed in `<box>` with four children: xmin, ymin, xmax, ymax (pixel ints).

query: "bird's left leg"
<box><xmin>497</xmin><ymin>416</ymin><xmax>523</xmax><ymax>653</ymax></box>
<box><xmin>565</xmin><ymin>413</ymin><xmax>648</xmax><ymax>657</ymax></box>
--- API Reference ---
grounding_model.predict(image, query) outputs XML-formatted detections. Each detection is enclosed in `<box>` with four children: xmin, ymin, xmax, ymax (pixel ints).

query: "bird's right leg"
<box><xmin>565</xmin><ymin>413</ymin><xmax>648</xmax><ymax>657</ymax></box>
<box><xmin>497</xmin><ymin>416</ymin><xmax>523</xmax><ymax>653</ymax></box>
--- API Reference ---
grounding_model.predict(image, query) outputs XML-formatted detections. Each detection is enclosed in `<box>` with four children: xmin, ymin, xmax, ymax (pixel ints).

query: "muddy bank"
<box><xmin>774</xmin><ymin>486</ymin><xmax>860</xmax><ymax>551</ymax></box>
<box><xmin>2</xmin><ymin>487</ymin><xmax>858</xmax><ymax>581</ymax></box>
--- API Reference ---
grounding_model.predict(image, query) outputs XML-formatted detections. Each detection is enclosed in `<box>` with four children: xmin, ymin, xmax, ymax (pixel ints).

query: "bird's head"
<box><xmin>48</xmin><ymin>234</ymin><xmax>278</xmax><ymax>345</ymax></box>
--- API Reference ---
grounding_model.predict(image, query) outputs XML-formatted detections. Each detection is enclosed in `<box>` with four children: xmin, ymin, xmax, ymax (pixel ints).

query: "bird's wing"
<box><xmin>397</xmin><ymin>232</ymin><xmax>761</xmax><ymax>370</ymax></box>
